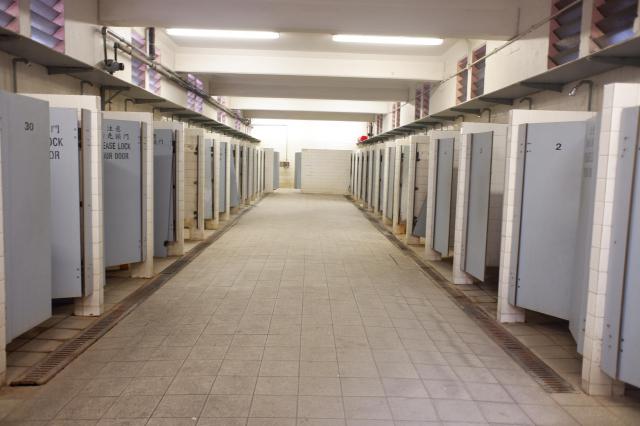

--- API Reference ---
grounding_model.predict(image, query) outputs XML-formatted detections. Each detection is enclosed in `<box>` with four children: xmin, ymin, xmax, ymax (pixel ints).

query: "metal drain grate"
<box><xmin>351</xmin><ymin>199</ymin><xmax>575</xmax><ymax>394</ymax></box>
<box><xmin>11</xmin><ymin>203</ymin><xmax>257</xmax><ymax>386</ymax></box>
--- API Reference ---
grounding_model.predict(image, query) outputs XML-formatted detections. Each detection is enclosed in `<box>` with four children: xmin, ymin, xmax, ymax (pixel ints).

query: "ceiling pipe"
<box><xmin>568</xmin><ymin>80</ymin><xmax>594</xmax><ymax>111</ymax></box>
<box><xmin>80</xmin><ymin>80</ymin><xmax>94</xmax><ymax>95</ymax></box>
<box><xmin>519</xmin><ymin>97</ymin><xmax>533</xmax><ymax>110</ymax></box>
<box><xmin>481</xmin><ymin>108</ymin><xmax>492</xmax><ymax>122</ymax></box>
<box><xmin>102</xmin><ymin>26</ymin><xmax>250</xmax><ymax>126</ymax></box>
<box><xmin>12</xmin><ymin>58</ymin><xmax>29</xmax><ymax>93</ymax></box>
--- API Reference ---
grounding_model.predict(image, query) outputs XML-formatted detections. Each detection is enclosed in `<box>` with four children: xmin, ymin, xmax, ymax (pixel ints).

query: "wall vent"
<box><xmin>0</xmin><ymin>0</ymin><xmax>18</xmax><ymax>32</ymax></box>
<box><xmin>548</xmin><ymin>0</ymin><xmax>582</xmax><ymax>68</ymax></box>
<box><xmin>471</xmin><ymin>45</ymin><xmax>487</xmax><ymax>98</ymax></box>
<box><xmin>456</xmin><ymin>57</ymin><xmax>469</xmax><ymax>104</ymax></box>
<box><xmin>30</xmin><ymin>0</ymin><xmax>64</xmax><ymax>53</ymax></box>
<box><xmin>131</xmin><ymin>29</ymin><xmax>146</xmax><ymax>89</ymax></box>
<box><xmin>591</xmin><ymin>0</ymin><xmax>638</xmax><ymax>50</ymax></box>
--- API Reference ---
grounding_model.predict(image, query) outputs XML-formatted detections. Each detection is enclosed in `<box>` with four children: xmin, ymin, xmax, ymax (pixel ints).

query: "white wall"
<box><xmin>251</xmin><ymin>119</ymin><xmax>366</xmax><ymax>188</ymax></box>
<box><xmin>301</xmin><ymin>149</ymin><xmax>352</xmax><ymax>195</ymax></box>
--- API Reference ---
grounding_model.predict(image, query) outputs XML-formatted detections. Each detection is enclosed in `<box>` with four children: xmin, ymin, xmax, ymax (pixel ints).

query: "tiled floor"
<box><xmin>5</xmin><ymin>229</ymin><xmax>220</xmax><ymax>384</ymax></box>
<box><xmin>1</xmin><ymin>190</ymin><xmax>639</xmax><ymax>425</ymax></box>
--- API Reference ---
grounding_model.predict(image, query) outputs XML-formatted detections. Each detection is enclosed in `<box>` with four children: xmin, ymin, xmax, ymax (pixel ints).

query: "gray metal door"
<box><xmin>50</xmin><ymin>108</ymin><xmax>82</xmax><ymax>297</ymax></box>
<box><xmin>412</xmin><ymin>145</ymin><xmax>428</xmax><ymax>237</ymax></box>
<box><xmin>378</xmin><ymin>150</ymin><xmax>384</xmax><ymax>211</ymax></box>
<box><xmin>220</xmin><ymin>142</ymin><xmax>227</xmax><ymax>212</ymax></box>
<box><xmin>464</xmin><ymin>132</ymin><xmax>493</xmax><ymax>281</ymax></box>
<box><xmin>153</xmin><ymin>128</ymin><xmax>175</xmax><ymax>258</ymax></box>
<box><xmin>602</xmin><ymin>107</ymin><xmax>640</xmax><ymax>387</ymax></box>
<box><xmin>103</xmin><ymin>119</ymin><xmax>143</xmax><ymax>267</ymax></box>
<box><xmin>247</xmin><ymin>147</ymin><xmax>253</xmax><ymax>197</ymax></box>
<box><xmin>0</xmin><ymin>92</ymin><xmax>52</xmax><ymax>341</ymax></box>
<box><xmin>204</xmin><ymin>139</ymin><xmax>213</xmax><ymax>219</ymax></box>
<box><xmin>242</xmin><ymin>146</ymin><xmax>248</xmax><ymax>199</ymax></box>
<box><xmin>274</xmin><ymin>151</ymin><xmax>280</xmax><ymax>189</ymax></box>
<box><xmin>386</xmin><ymin>147</ymin><xmax>395</xmax><ymax>218</ymax></box>
<box><xmin>513</xmin><ymin>122</ymin><xmax>586</xmax><ymax>319</ymax></box>
<box><xmin>230</xmin><ymin>146</ymin><xmax>240</xmax><ymax>206</ymax></box>
<box><xmin>368</xmin><ymin>151</ymin><xmax>374</xmax><ymax>205</ymax></box>
<box><xmin>295</xmin><ymin>152</ymin><xmax>302</xmax><ymax>189</ymax></box>
<box><xmin>364</xmin><ymin>152</ymin><xmax>369</xmax><ymax>201</ymax></box>
<box><xmin>432</xmin><ymin>138</ymin><xmax>454</xmax><ymax>256</ymax></box>
<box><xmin>399</xmin><ymin>146</ymin><xmax>409</xmax><ymax>221</ymax></box>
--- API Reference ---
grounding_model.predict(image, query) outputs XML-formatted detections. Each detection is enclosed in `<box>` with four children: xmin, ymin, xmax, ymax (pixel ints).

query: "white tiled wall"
<box><xmin>300</xmin><ymin>149</ymin><xmax>352</xmax><ymax>195</ymax></box>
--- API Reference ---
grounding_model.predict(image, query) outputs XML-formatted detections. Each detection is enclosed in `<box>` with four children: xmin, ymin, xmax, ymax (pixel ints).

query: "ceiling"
<box><xmin>99</xmin><ymin>0</ymin><xmax>524</xmax><ymax>40</ymax></box>
<box><xmin>196</xmin><ymin>74</ymin><xmax>425</xmax><ymax>101</ymax></box>
<box><xmin>98</xmin><ymin>0</ymin><xmax>535</xmax><ymax>121</ymax></box>
<box><xmin>168</xmin><ymin>32</ymin><xmax>456</xmax><ymax>56</ymax></box>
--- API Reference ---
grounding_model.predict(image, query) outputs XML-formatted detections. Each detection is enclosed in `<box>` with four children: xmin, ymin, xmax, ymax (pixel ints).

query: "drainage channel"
<box><xmin>11</xmin><ymin>203</ymin><xmax>258</xmax><ymax>386</ymax></box>
<box><xmin>351</xmin><ymin>198</ymin><xmax>575</xmax><ymax>394</ymax></box>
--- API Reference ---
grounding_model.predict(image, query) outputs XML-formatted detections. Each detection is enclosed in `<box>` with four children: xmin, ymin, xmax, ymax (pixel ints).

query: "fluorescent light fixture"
<box><xmin>332</xmin><ymin>34</ymin><xmax>443</xmax><ymax>46</ymax></box>
<box><xmin>166</xmin><ymin>28</ymin><xmax>280</xmax><ymax>40</ymax></box>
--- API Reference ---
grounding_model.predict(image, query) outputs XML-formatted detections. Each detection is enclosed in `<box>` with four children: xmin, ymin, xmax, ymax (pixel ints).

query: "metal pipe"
<box><xmin>434</xmin><ymin>0</ymin><xmax>583</xmax><ymax>89</ymax></box>
<box><xmin>124</xmin><ymin>98</ymin><xmax>134</xmax><ymax>111</ymax></box>
<box><xmin>519</xmin><ymin>97</ymin><xmax>533</xmax><ymax>109</ymax></box>
<box><xmin>80</xmin><ymin>80</ymin><xmax>93</xmax><ymax>95</ymax></box>
<box><xmin>12</xmin><ymin>58</ymin><xmax>29</xmax><ymax>93</ymax></box>
<box><xmin>481</xmin><ymin>108</ymin><xmax>492</xmax><ymax>122</ymax></box>
<box><xmin>147</xmin><ymin>27</ymin><xmax>156</xmax><ymax>60</ymax></box>
<box><xmin>568</xmin><ymin>80</ymin><xmax>594</xmax><ymax>111</ymax></box>
<box><xmin>102</xmin><ymin>26</ymin><xmax>249</xmax><ymax>125</ymax></box>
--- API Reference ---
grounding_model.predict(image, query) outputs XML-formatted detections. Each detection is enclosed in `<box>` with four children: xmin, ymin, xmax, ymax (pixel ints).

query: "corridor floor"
<box><xmin>1</xmin><ymin>191</ymin><xmax>638</xmax><ymax>425</ymax></box>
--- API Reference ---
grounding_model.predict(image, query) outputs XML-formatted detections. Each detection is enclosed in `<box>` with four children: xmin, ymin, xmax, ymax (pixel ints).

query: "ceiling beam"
<box><xmin>243</xmin><ymin>110</ymin><xmax>375</xmax><ymax>122</ymax></box>
<box><xmin>99</xmin><ymin>0</ymin><xmax>520</xmax><ymax>39</ymax></box>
